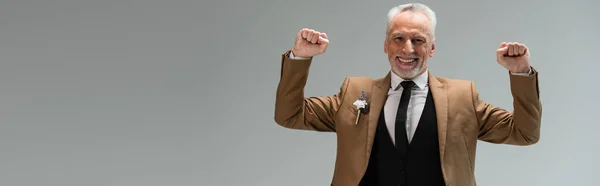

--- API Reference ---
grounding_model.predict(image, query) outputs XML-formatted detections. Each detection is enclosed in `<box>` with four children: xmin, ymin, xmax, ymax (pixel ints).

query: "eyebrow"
<box><xmin>390</xmin><ymin>32</ymin><xmax>427</xmax><ymax>40</ymax></box>
<box><xmin>390</xmin><ymin>33</ymin><xmax>404</xmax><ymax>38</ymax></box>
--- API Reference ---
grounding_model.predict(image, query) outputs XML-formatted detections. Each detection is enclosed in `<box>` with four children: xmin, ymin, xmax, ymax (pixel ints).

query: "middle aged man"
<box><xmin>274</xmin><ymin>3</ymin><xmax>541</xmax><ymax>186</ymax></box>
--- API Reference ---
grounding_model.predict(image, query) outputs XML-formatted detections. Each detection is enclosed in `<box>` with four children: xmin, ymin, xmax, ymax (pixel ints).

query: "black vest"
<box><xmin>359</xmin><ymin>90</ymin><xmax>445</xmax><ymax>186</ymax></box>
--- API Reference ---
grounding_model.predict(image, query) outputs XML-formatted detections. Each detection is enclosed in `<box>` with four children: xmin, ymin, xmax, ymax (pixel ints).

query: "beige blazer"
<box><xmin>274</xmin><ymin>50</ymin><xmax>542</xmax><ymax>186</ymax></box>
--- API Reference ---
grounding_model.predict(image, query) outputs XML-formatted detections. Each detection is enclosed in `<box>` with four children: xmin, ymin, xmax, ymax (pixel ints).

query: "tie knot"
<box><xmin>400</xmin><ymin>81</ymin><xmax>415</xmax><ymax>89</ymax></box>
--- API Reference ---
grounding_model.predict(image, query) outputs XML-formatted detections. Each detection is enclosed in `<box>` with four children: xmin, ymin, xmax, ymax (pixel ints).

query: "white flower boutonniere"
<box><xmin>352</xmin><ymin>89</ymin><xmax>369</xmax><ymax>125</ymax></box>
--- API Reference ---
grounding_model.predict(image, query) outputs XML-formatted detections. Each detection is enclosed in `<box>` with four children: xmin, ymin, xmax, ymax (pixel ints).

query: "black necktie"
<box><xmin>395</xmin><ymin>81</ymin><xmax>415</xmax><ymax>153</ymax></box>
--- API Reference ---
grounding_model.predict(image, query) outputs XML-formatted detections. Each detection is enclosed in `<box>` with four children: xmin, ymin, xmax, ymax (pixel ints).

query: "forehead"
<box><xmin>389</xmin><ymin>11</ymin><xmax>431</xmax><ymax>36</ymax></box>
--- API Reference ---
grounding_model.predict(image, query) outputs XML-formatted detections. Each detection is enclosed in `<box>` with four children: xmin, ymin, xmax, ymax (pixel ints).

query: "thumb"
<box><xmin>499</xmin><ymin>42</ymin><xmax>507</xmax><ymax>48</ymax></box>
<box><xmin>497</xmin><ymin>46</ymin><xmax>508</xmax><ymax>56</ymax></box>
<box><xmin>318</xmin><ymin>33</ymin><xmax>329</xmax><ymax>44</ymax></box>
<box><xmin>320</xmin><ymin>32</ymin><xmax>328</xmax><ymax>39</ymax></box>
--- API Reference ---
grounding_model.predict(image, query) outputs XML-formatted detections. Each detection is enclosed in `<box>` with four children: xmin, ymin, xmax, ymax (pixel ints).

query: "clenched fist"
<box><xmin>291</xmin><ymin>28</ymin><xmax>329</xmax><ymax>58</ymax></box>
<box><xmin>496</xmin><ymin>42</ymin><xmax>531</xmax><ymax>73</ymax></box>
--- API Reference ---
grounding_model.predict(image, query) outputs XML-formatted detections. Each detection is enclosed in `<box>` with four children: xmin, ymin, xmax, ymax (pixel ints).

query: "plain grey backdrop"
<box><xmin>0</xmin><ymin>0</ymin><xmax>597</xmax><ymax>185</ymax></box>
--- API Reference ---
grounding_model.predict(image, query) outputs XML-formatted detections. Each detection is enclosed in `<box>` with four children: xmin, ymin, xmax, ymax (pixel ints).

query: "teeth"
<box><xmin>397</xmin><ymin>57</ymin><xmax>416</xmax><ymax>63</ymax></box>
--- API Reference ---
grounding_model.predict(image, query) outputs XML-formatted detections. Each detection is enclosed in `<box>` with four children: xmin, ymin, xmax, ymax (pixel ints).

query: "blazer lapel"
<box><xmin>428</xmin><ymin>72</ymin><xmax>448</xmax><ymax>163</ymax></box>
<box><xmin>365</xmin><ymin>72</ymin><xmax>391</xmax><ymax>163</ymax></box>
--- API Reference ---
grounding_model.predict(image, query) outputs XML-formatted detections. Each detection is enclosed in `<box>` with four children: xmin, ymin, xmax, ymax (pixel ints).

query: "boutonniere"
<box><xmin>352</xmin><ymin>89</ymin><xmax>369</xmax><ymax>125</ymax></box>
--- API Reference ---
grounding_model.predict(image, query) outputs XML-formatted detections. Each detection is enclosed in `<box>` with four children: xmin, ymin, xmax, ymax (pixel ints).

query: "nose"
<box><xmin>401</xmin><ymin>40</ymin><xmax>414</xmax><ymax>54</ymax></box>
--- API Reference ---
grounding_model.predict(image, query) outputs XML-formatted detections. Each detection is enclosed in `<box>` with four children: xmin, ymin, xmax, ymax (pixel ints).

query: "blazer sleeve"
<box><xmin>273</xmin><ymin>50</ymin><xmax>348</xmax><ymax>132</ymax></box>
<box><xmin>473</xmin><ymin>67</ymin><xmax>542</xmax><ymax>145</ymax></box>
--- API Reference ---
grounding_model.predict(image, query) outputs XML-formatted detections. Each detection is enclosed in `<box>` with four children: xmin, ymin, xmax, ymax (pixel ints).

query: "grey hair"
<box><xmin>386</xmin><ymin>3</ymin><xmax>437</xmax><ymax>41</ymax></box>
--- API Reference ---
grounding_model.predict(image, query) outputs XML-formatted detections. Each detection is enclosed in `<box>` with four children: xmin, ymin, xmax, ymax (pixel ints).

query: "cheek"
<box><xmin>385</xmin><ymin>46</ymin><xmax>394</xmax><ymax>54</ymax></box>
<box><xmin>417</xmin><ymin>47</ymin><xmax>430</xmax><ymax>57</ymax></box>
<box><xmin>386</xmin><ymin>42</ymin><xmax>401</xmax><ymax>51</ymax></box>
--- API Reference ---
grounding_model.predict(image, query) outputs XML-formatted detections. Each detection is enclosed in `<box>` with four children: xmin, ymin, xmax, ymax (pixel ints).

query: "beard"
<box><xmin>390</xmin><ymin>55</ymin><xmax>424</xmax><ymax>79</ymax></box>
<box><xmin>393</xmin><ymin>64</ymin><xmax>422</xmax><ymax>79</ymax></box>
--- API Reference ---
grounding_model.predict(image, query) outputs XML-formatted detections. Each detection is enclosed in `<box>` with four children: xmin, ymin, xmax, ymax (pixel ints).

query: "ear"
<box><xmin>429</xmin><ymin>42</ymin><xmax>436</xmax><ymax>57</ymax></box>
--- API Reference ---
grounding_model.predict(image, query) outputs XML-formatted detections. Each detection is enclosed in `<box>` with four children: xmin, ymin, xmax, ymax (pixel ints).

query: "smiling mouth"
<box><xmin>396</xmin><ymin>56</ymin><xmax>418</xmax><ymax>63</ymax></box>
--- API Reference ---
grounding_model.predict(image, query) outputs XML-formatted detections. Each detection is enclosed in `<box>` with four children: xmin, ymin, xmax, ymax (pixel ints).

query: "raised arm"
<box><xmin>273</xmin><ymin>28</ymin><xmax>346</xmax><ymax>132</ymax></box>
<box><xmin>475</xmin><ymin>42</ymin><xmax>542</xmax><ymax>145</ymax></box>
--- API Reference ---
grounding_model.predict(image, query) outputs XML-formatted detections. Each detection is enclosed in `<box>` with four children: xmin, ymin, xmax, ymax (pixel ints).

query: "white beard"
<box><xmin>393</xmin><ymin>63</ymin><xmax>422</xmax><ymax>79</ymax></box>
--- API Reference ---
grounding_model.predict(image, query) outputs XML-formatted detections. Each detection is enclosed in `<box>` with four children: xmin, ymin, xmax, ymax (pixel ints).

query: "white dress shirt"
<box><xmin>288</xmin><ymin>50</ymin><xmax>532</xmax><ymax>145</ymax></box>
<box><xmin>386</xmin><ymin>71</ymin><xmax>429</xmax><ymax>144</ymax></box>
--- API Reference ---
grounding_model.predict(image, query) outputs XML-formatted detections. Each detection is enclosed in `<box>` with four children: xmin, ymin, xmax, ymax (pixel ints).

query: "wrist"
<box><xmin>511</xmin><ymin>66</ymin><xmax>530</xmax><ymax>73</ymax></box>
<box><xmin>509</xmin><ymin>66</ymin><xmax>532</xmax><ymax>76</ymax></box>
<box><xmin>290</xmin><ymin>50</ymin><xmax>312</xmax><ymax>59</ymax></box>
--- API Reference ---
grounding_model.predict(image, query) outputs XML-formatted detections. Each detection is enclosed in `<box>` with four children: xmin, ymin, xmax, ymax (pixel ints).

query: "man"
<box><xmin>274</xmin><ymin>3</ymin><xmax>541</xmax><ymax>186</ymax></box>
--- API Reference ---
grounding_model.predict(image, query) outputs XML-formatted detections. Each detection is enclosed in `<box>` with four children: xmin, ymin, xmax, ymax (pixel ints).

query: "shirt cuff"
<box><xmin>288</xmin><ymin>50</ymin><xmax>311</xmax><ymax>60</ymax></box>
<box><xmin>510</xmin><ymin>66</ymin><xmax>533</xmax><ymax>76</ymax></box>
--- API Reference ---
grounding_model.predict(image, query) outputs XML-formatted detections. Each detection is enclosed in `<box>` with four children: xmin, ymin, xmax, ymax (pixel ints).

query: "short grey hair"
<box><xmin>386</xmin><ymin>3</ymin><xmax>437</xmax><ymax>41</ymax></box>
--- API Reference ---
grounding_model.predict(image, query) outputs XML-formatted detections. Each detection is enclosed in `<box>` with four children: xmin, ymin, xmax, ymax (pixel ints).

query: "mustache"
<box><xmin>394</xmin><ymin>54</ymin><xmax>419</xmax><ymax>59</ymax></box>
<box><xmin>394</xmin><ymin>53</ymin><xmax>419</xmax><ymax>58</ymax></box>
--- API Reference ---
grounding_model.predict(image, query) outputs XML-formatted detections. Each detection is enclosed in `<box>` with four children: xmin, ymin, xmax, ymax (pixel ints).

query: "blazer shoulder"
<box><xmin>433</xmin><ymin>76</ymin><xmax>474</xmax><ymax>91</ymax></box>
<box><xmin>341</xmin><ymin>76</ymin><xmax>378</xmax><ymax>89</ymax></box>
<box><xmin>346</xmin><ymin>76</ymin><xmax>376</xmax><ymax>83</ymax></box>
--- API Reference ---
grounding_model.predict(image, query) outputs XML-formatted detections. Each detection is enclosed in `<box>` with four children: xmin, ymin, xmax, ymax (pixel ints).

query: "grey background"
<box><xmin>0</xmin><ymin>0</ymin><xmax>597</xmax><ymax>185</ymax></box>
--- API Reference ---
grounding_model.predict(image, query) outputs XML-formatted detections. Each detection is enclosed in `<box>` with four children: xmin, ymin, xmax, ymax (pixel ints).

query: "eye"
<box><xmin>413</xmin><ymin>38</ymin><xmax>425</xmax><ymax>43</ymax></box>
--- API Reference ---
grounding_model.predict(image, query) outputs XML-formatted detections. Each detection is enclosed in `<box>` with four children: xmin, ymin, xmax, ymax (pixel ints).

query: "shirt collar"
<box><xmin>390</xmin><ymin>70</ymin><xmax>429</xmax><ymax>91</ymax></box>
